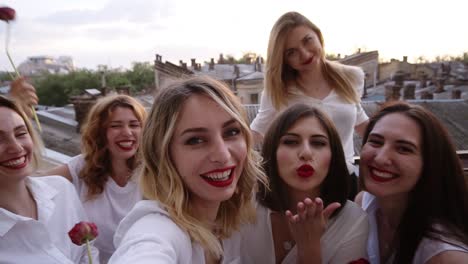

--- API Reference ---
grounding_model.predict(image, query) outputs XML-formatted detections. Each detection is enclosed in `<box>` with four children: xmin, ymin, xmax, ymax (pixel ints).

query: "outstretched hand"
<box><xmin>285</xmin><ymin>197</ymin><xmax>341</xmax><ymax>263</ymax></box>
<box><xmin>9</xmin><ymin>77</ymin><xmax>38</xmax><ymax>118</ymax></box>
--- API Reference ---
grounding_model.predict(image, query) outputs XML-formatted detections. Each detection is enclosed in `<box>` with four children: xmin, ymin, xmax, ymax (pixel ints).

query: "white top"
<box><xmin>250</xmin><ymin>66</ymin><xmax>368</xmax><ymax>173</ymax></box>
<box><xmin>239</xmin><ymin>201</ymin><xmax>369</xmax><ymax>264</ymax></box>
<box><xmin>109</xmin><ymin>200</ymin><xmax>241</xmax><ymax>264</ymax></box>
<box><xmin>362</xmin><ymin>192</ymin><xmax>468</xmax><ymax>264</ymax></box>
<box><xmin>68</xmin><ymin>154</ymin><xmax>142</xmax><ymax>263</ymax></box>
<box><xmin>0</xmin><ymin>176</ymin><xmax>100</xmax><ymax>264</ymax></box>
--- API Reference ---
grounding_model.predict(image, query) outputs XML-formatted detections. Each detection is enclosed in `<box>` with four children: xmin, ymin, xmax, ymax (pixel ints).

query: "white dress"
<box><xmin>239</xmin><ymin>201</ymin><xmax>369</xmax><ymax>263</ymax></box>
<box><xmin>361</xmin><ymin>191</ymin><xmax>468</xmax><ymax>264</ymax></box>
<box><xmin>0</xmin><ymin>176</ymin><xmax>100</xmax><ymax>264</ymax></box>
<box><xmin>68</xmin><ymin>154</ymin><xmax>142</xmax><ymax>263</ymax></box>
<box><xmin>109</xmin><ymin>200</ymin><xmax>241</xmax><ymax>264</ymax></box>
<box><xmin>250</xmin><ymin>65</ymin><xmax>368</xmax><ymax>174</ymax></box>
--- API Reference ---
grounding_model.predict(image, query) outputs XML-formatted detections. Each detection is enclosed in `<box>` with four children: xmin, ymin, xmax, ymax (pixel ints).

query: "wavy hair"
<box><xmin>360</xmin><ymin>101</ymin><xmax>468</xmax><ymax>263</ymax></box>
<box><xmin>258</xmin><ymin>103</ymin><xmax>349</xmax><ymax>215</ymax></box>
<box><xmin>140</xmin><ymin>76</ymin><xmax>268</xmax><ymax>257</ymax></box>
<box><xmin>80</xmin><ymin>94</ymin><xmax>146</xmax><ymax>199</ymax></box>
<box><xmin>265</xmin><ymin>11</ymin><xmax>360</xmax><ymax>109</ymax></box>
<box><xmin>0</xmin><ymin>95</ymin><xmax>43</xmax><ymax>170</ymax></box>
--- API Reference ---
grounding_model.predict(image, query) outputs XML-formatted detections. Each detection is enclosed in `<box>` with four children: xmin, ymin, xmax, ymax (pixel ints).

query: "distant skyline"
<box><xmin>1</xmin><ymin>0</ymin><xmax>467</xmax><ymax>70</ymax></box>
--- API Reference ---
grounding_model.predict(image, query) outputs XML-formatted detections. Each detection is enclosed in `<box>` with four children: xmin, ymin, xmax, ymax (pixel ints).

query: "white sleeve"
<box><xmin>352</xmin><ymin>68</ymin><xmax>369</xmax><ymax>126</ymax></box>
<box><xmin>250</xmin><ymin>91</ymin><xmax>278</xmax><ymax>135</ymax></box>
<box><xmin>328</xmin><ymin>209</ymin><xmax>369</xmax><ymax>263</ymax></box>
<box><xmin>109</xmin><ymin>215</ymin><xmax>192</xmax><ymax>264</ymax></box>
<box><xmin>355</xmin><ymin>102</ymin><xmax>369</xmax><ymax>126</ymax></box>
<box><xmin>67</xmin><ymin>154</ymin><xmax>86</xmax><ymax>193</ymax></box>
<box><xmin>109</xmin><ymin>234</ymin><xmax>179</xmax><ymax>264</ymax></box>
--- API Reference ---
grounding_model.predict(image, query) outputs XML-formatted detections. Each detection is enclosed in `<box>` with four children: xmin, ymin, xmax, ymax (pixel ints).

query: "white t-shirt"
<box><xmin>110</xmin><ymin>200</ymin><xmax>241</xmax><ymax>264</ymax></box>
<box><xmin>68</xmin><ymin>154</ymin><xmax>142</xmax><ymax>263</ymax></box>
<box><xmin>0</xmin><ymin>176</ymin><xmax>100</xmax><ymax>264</ymax></box>
<box><xmin>361</xmin><ymin>192</ymin><xmax>468</xmax><ymax>264</ymax></box>
<box><xmin>239</xmin><ymin>201</ymin><xmax>369</xmax><ymax>263</ymax></box>
<box><xmin>250</xmin><ymin>66</ymin><xmax>368</xmax><ymax>174</ymax></box>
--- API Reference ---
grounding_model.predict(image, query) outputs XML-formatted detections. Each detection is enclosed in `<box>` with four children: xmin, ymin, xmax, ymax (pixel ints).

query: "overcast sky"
<box><xmin>1</xmin><ymin>0</ymin><xmax>466</xmax><ymax>70</ymax></box>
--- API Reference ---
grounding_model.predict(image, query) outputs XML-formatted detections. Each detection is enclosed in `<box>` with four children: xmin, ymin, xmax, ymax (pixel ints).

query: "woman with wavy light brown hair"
<box><xmin>109</xmin><ymin>76</ymin><xmax>267</xmax><ymax>264</ymax></box>
<box><xmin>43</xmin><ymin>94</ymin><xmax>147</xmax><ymax>263</ymax></box>
<box><xmin>251</xmin><ymin>11</ymin><xmax>369</xmax><ymax>199</ymax></box>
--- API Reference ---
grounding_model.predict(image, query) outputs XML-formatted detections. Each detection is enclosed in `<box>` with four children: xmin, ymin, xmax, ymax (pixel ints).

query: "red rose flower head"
<box><xmin>0</xmin><ymin>7</ymin><xmax>15</xmax><ymax>22</ymax></box>
<box><xmin>68</xmin><ymin>221</ymin><xmax>99</xmax><ymax>246</ymax></box>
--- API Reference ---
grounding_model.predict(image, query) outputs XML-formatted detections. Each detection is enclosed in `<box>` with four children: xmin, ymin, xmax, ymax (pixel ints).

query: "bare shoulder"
<box><xmin>425</xmin><ymin>250</ymin><xmax>468</xmax><ymax>264</ymax></box>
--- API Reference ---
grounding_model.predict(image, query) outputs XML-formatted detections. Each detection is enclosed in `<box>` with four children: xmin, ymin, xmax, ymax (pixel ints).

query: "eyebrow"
<box><xmin>180</xmin><ymin>118</ymin><xmax>237</xmax><ymax>136</ymax></box>
<box><xmin>369</xmin><ymin>133</ymin><xmax>419</xmax><ymax>149</ymax></box>
<box><xmin>282</xmin><ymin>133</ymin><xmax>328</xmax><ymax>140</ymax></box>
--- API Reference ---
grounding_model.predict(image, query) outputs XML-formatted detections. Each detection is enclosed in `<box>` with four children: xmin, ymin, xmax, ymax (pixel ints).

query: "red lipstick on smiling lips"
<box><xmin>0</xmin><ymin>155</ymin><xmax>28</xmax><ymax>170</ymax></box>
<box><xmin>302</xmin><ymin>57</ymin><xmax>314</xmax><ymax>65</ymax></box>
<box><xmin>368</xmin><ymin>166</ymin><xmax>397</xmax><ymax>183</ymax></box>
<box><xmin>201</xmin><ymin>166</ymin><xmax>235</xmax><ymax>188</ymax></box>
<box><xmin>297</xmin><ymin>164</ymin><xmax>314</xmax><ymax>178</ymax></box>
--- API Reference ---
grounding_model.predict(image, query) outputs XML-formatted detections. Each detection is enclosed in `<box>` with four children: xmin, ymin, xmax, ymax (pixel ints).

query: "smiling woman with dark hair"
<box><xmin>240</xmin><ymin>103</ymin><xmax>369</xmax><ymax>264</ymax></box>
<box><xmin>356</xmin><ymin>102</ymin><xmax>468</xmax><ymax>263</ymax></box>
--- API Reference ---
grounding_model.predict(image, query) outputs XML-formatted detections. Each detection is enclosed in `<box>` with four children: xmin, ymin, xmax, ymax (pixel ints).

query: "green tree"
<box><xmin>125</xmin><ymin>62</ymin><xmax>154</xmax><ymax>92</ymax></box>
<box><xmin>34</xmin><ymin>70</ymin><xmax>100</xmax><ymax>106</ymax></box>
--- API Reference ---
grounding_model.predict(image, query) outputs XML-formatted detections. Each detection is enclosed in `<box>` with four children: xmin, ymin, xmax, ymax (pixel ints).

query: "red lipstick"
<box><xmin>201</xmin><ymin>166</ymin><xmax>235</xmax><ymax>188</ymax></box>
<box><xmin>297</xmin><ymin>164</ymin><xmax>314</xmax><ymax>178</ymax></box>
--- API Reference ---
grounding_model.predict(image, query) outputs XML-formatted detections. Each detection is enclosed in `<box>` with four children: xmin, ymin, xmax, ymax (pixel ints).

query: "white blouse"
<box><xmin>0</xmin><ymin>176</ymin><xmax>100</xmax><ymax>264</ymax></box>
<box><xmin>361</xmin><ymin>191</ymin><xmax>468</xmax><ymax>264</ymax></box>
<box><xmin>109</xmin><ymin>200</ymin><xmax>241</xmax><ymax>264</ymax></box>
<box><xmin>239</xmin><ymin>201</ymin><xmax>369</xmax><ymax>263</ymax></box>
<box><xmin>68</xmin><ymin>154</ymin><xmax>142</xmax><ymax>263</ymax></box>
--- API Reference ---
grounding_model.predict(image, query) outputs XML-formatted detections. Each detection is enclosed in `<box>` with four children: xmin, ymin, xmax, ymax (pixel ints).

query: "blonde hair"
<box><xmin>140</xmin><ymin>76</ymin><xmax>267</xmax><ymax>257</ymax></box>
<box><xmin>80</xmin><ymin>94</ymin><xmax>147</xmax><ymax>199</ymax></box>
<box><xmin>0</xmin><ymin>96</ymin><xmax>43</xmax><ymax>170</ymax></box>
<box><xmin>265</xmin><ymin>11</ymin><xmax>360</xmax><ymax>109</ymax></box>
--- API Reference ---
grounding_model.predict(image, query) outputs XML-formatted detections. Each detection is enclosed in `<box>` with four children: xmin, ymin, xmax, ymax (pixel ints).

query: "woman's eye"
<box><xmin>286</xmin><ymin>50</ymin><xmax>296</xmax><ymax>57</ymax></box>
<box><xmin>282</xmin><ymin>139</ymin><xmax>298</xmax><ymax>145</ymax></box>
<box><xmin>310</xmin><ymin>140</ymin><xmax>326</xmax><ymax>147</ymax></box>
<box><xmin>367</xmin><ymin>139</ymin><xmax>382</xmax><ymax>146</ymax></box>
<box><xmin>16</xmin><ymin>131</ymin><xmax>29</xmax><ymax>137</ymax></box>
<box><xmin>397</xmin><ymin>146</ymin><xmax>413</xmax><ymax>154</ymax></box>
<box><xmin>185</xmin><ymin>137</ymin><xmax>204</xmax><ymax>145</ymax></box>
<box><xmin>224</xmin><ymin>128</ymin><xmax>241</xmax><ymax>138</ymax></box>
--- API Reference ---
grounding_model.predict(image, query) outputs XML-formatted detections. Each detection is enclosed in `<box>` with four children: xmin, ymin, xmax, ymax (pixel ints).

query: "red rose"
<box><xmin>348</xmin><ymin>258</ymin><xmax>370</xmax><ymax>264</ymax></box>
<box><xmin>0</xmin><ymin>7</ymin><xmax>15</xmax><ymax>22</ymax></box>
<box><xmin>68</xmin><ymin>221</ymin><xmax>99</xmax><ymax>246</ymax></box>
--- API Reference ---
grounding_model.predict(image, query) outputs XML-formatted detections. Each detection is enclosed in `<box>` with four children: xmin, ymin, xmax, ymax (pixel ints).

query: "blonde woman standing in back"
<box><xmin>251</xmin><ymin>11</ymin><xmax>368</xmax><ymax>199</ymax></box>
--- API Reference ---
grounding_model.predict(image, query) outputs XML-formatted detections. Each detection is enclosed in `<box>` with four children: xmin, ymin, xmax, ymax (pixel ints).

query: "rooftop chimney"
<box><xmin>385</xmin><ymin>84</ymin><xmax>401</xmax><ymax>101</ymax></box>
<box><xmin>155</xmin><ymin>54</ymin><xmax>162</xmax><ymax>62</ymax></box>
<box><xmin>191</xmin><ymin>58</ymin><xmax>196</xmax><ymax>68</ymax></box>
<box><xmin>219</xmin><ymin>53</ymin><xmax>225</xmax><ymax>64</ymax></box>
<box><xmin>452</xmin><ymin>89</ymin><xmax>461</xmax><ymax>99</ymax></box>
<box><xmin>209</xmin><ymin>58</ymin><xmax>215</xmax><ymax>70</ymax></box>
<box><xmin>403</xmin><ymin>56</ymin><xmax>408</xmax><ymax>62</ymax></box>
<box><xmin>420</xmin><ymin>91</ymin><xmax>433</xmax><ymax>100</ymax></box>
<box><xmin>403</xmin><ymin>84</ymin><xmax>415</xmax><ymax>100</ymax></box>
<box><xmin>234</xmin><ymin>65</ymin><xmax>240</xmax><ymax>78</ymax></box>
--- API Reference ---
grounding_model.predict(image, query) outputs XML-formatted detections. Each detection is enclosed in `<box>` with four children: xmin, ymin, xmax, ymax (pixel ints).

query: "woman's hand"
<box><xmin>285</xmin><ymin>197</ymin><xmax>341</xmax><ymax>264</ymax></box>
<box><xmin>9</xmin><ymin>77</ymin><xmax>38</xmax><ymax>118</ymax></box>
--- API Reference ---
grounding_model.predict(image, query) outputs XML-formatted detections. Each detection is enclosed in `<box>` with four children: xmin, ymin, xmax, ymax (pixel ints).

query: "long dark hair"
<box><xmin>257</xmin><ymin>103</ymin><xmax>349</xmax><ymax>214</ymax></box>
<box><xmin>361</xmin><ymin>102</ymin><xmax>468</xmax><ymax>263</ymax></box>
